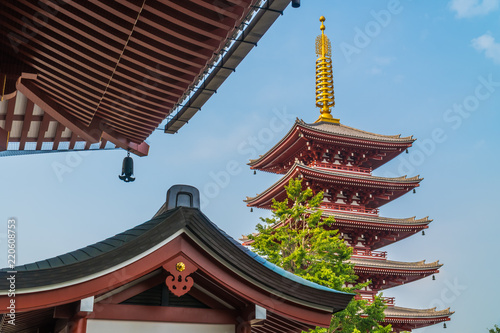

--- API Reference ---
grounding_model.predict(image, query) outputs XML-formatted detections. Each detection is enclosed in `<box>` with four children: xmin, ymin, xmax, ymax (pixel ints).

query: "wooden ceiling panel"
<box><xmin>1</xmin><ymin>0</ymin><xmax>271</xmax><ymax>156</ymax></box>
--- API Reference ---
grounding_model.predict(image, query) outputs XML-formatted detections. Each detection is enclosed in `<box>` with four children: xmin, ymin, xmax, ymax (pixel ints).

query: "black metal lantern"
<box><xmin>119</xmin><ymin>151</ymin><xmax>135</xmax><ymax>182</ymax></box>
<box><xmin>292</xmin><ymin>0</ymin><xmax>300</xmax><ymax>8</ymax></box>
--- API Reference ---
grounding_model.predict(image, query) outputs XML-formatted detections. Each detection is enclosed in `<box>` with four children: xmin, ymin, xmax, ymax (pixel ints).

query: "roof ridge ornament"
<box><xmin>314</xmin><ymin>16</ymin><xmax>339</xmax><ymax>124</ymax></box>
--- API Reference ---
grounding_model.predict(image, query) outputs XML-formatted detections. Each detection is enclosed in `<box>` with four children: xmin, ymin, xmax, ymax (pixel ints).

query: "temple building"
<box><xmin>0</xmin><ymin>185</ymin><xmax>353</xmax><ymax>333</ymax></box>
<box><xmin>245</xmin><ymin>17</ymin><xmax>453</xmax><ymax>332</ymax></box>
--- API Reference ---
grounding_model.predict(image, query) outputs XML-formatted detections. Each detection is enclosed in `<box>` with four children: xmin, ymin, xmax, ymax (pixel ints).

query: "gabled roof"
<box><xmin>0</xmin><ymin>206</ymin><xmax>353</xmax><ymax>328</ymax></box>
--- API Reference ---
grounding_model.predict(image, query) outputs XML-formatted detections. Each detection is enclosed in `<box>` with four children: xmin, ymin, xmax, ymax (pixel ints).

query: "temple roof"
<box><xmin>385</xmin><ymin>306</ymin><xmax>454</xmax><ymax>318</ymax></box>
<box><xmin>0</xmin><ymin>206</ymin><xmax>352</xmax><ymax>314</ymax></box>
<box><xmin>328</xmin><ymin>212</ymin><xmax>432</xmax><ymax>227</ymax></box>
<box><xmin>350</xmin><ymin>258</ymin><xmax>442</xmax><ymax>271</ymax></box>
<box><xmin>382</xmin><ymin>306</ymin><xmax>454</xmax><ymax>330</ymax></box>
<box><xmin>295</xmin><ymin>164</ymin><xmax>422</xmax><ymax>183</ymax></box>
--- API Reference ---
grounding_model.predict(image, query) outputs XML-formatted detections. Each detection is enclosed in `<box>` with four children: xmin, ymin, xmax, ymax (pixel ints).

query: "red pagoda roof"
<box><xmin>249</xmin><ymin>119</ymin><xmax>415</xmax><ymax>172</ymax></box>
<box><xmin>245</xmin><ymin>163</ymin><xmax>422</xmax><ymax>209</ymax></box>
<box><xmin>351</xmin><ymin>258</ymin><xmax>441</xmax><ymax>290</ymax></box>
<box><xmin>325</xmin><ymin>212</ymin><xmax>431</xmax><ymax>249</ymax></box>
<box><xmin>382</xmin><ymin>306</ymin><xmax>453</xmax><ymax>332</ymax></box>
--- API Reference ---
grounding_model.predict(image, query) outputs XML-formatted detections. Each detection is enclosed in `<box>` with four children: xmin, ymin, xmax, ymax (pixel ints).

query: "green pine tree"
<box><xmin>489</xmin><ymin>325</ymin><xmax>500</xmax><ymax>333</ymax></box>
<box><xmin>248</xmin><ymin>178</ymin><xmax>390</xmax><ymax>333</ymax></box>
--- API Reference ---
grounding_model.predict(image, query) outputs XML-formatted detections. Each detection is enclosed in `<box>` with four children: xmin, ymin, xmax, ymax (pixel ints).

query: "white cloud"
<box><xmin>472</xmin><ymin>32</ymin><xmax>500</xmax><ymax>64</ymax></box>
<box><xmin>449</xmin><ymin>0</ymin><xmax>499</xmax><ymax>18</ymax></box>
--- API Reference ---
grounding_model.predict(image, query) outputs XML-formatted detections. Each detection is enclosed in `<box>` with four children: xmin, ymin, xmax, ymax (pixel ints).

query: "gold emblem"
<box><xmin>176</xmin><ymin>261</ymin><xmax>186</xmax><ymax>272</ymax></box>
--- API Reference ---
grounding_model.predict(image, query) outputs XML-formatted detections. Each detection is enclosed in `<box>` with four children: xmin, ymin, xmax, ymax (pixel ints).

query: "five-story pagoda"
<box><xmin>245</xmin><ymin>17</ymin><xmax>453</xmax><ymax>332</ymax></box>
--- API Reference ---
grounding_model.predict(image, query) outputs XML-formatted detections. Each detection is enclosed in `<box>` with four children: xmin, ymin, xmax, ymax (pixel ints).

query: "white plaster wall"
<box><xmin>86</xmin><ymin>320</ymin><xmax>234</xmax><ymax>333</ymax></box>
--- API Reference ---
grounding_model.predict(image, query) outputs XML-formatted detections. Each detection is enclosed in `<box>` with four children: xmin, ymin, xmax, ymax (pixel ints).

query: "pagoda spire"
<box><xmin>315</xmin><ymin>16</ymin><xmax>339</xmax><ymax>124</ymax></box>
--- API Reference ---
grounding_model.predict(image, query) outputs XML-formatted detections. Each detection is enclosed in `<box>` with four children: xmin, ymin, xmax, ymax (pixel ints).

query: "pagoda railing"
<box><xmin>351</xmin><ymin>249</ymin><xmax>387</xmax><ymax>260</ymax></box>
<box><xmin>309</xmin><ymin>162</ymin><xmax>371</xmax><ymax>174</ymax></box>
<box><xmin>382</xmin><ymin>297</ymin><xmax>395</xmax><ymax>307</ymax></box>
<box><xmin>321</xmin><ymin>202</ymin><xmax>379</xmax><ymax>215</ymax></box>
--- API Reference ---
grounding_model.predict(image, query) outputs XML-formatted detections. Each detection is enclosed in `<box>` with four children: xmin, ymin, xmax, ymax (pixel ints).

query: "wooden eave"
<box><xmin>1</xmin><ymin>0</ymin><xmax>288</xmax><ymax>156</ymax></box>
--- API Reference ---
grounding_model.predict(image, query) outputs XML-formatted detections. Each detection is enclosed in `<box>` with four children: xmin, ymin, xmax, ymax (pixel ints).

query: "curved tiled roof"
<box><xmin>300</xmin><ymin>120</ymin><xmax>415</xmax><ymax>143</ymax></box>
<box><xmin>350</xmin><ymin>258</ymin><xmax>442</xmax><ymax>271</ymax></box>
<box><xmin>249</xmin><ymin>119</ymin><xmax>415</xmax><ymax>167</ymax></box>
<box><xmin>298</xmin><ymin>163</ymin><xmax>422</xmax><ymax>183</ymax></box>
<box><xmin>326</xmin><ymin>212</ymin><xmax>432</xmax><ymax>226</ymax></box>
<box><xmin>385</xmin><ymin>306</ymin><xmax>454</xmax><ymax>318</ymax></box>
<box><xmin>245</xmin><ymin>163</ymin><xmax>422</xmax><ymax>204</ymax></box>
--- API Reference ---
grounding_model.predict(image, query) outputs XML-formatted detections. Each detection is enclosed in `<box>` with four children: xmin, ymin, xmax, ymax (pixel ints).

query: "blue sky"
<box><xmin>1</xmin><ymin>1</ymin><xmax>499</xmax><ymax>332</ymax></box>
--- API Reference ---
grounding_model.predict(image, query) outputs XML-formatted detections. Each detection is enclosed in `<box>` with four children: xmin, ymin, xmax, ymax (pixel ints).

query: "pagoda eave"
<box><xmin>380</xmin><ymin>306</ymin><xmax>454</xmax><ymax>332</ymax></box>
<box><xmin>246</xmin><ymin>164</ymin><xmax>421</xmax><ymax>210</ymax></box>
<box><xmin>249</xmin><ymin>120</ymin><xmax>415</xmax><ymax>172</ymax></box>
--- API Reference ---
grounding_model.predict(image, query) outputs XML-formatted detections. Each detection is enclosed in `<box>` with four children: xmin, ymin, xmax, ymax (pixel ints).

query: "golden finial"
<box><xmin>315</xmin><ymin>16</ymin><xmax>338</xmax><ymax>124</ymax></box>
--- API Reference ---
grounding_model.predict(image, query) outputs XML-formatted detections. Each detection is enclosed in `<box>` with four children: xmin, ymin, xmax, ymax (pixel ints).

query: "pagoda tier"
<box><xmin>380</xmin><ymin>306</ymin><xmax>454</xmax><ymax>332</ymax></box>
<box><xmin>246</xmin><ymin>163</ymin><xmax>422</xmax><ymax>210</ymax></box>
<box><xmin>249</xmin><ymin>119</ymin><xmax>415</xmax><ymax>173</ymax></box>
<box><xmin>350</xmin><ymin>257</ymin><xmax>442</xmax><ymax>290</ymax></box>
<box><xmin>324</xmin><ymin>212</ymin><xmax>431</xmax><ymax>250</ymax></box>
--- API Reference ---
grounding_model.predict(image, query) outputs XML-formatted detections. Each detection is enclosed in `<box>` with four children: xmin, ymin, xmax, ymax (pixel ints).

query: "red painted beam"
<box><xmin>17</xmin><ymin>77</ymin><xmax>102</xmax><ymax>143</ymax></box>
<box><xmin>101</xmin><ymin>131</ymin><xmax>149</xmax><ymax>157</ymax></box>
<box><xmin>52</xmin><ymin>123</ymin><xmax>64</xmax><ymax>150</ymax></box>
<box><xmin>18</xmin><ymin>99</ymin><xmax>34</xmax><ymax>150</ymax></box>
<box><xmin>68</xmin><ymin>132</ymin><xmax>78</xmax><ymax>150</ymax></box>
<box><xmin>4</xmin><ymin>96</ymin><xmax>16</xmax><ymax>134</ymax></box>
<box><xmin>88</xmin><ymin>303</ymin><xmax>237</xmax><ymax>325</ymax></box>
<box><xmin>0</xmin><ymin>127</ymin><xmax>8</xmax><ymax>151</ymax></box>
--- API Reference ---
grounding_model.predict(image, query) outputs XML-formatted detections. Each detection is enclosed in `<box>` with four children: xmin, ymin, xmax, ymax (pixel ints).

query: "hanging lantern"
<box><xmin>292</xmin><ymin>0</ymin><xmax>300</xmax><ymax>8</ymax></box>
<box><xmin>406</xmin><ymin>149</ymin><xmax>409</xmax><ymax>154</ymax></box>
<box><xmin>422</xmin><ymin>230</ymin><xmax>425</xmax><ymax>236</ymax></box>
<box><xmin>432</xmin><ymin>275</ymin><xmax>436</xmax><ymax>281</ymax></box>
<box><xmin>250</xmin><ymin>208</ymin><xmax>253</xmax><ymax>212</ymax></box>
<box><xmin>443</xmin><ymin>323</ymin><xmax>447</xmax><ymax>328</ymax></box>
<box><xmin>119</xmin><ymin>152</ymin><xmax>135</xmax><ymax>182</ymax></box>
<box><xmin>253</xmin><ymin>170</ymin><xmax>256</xmax><ymax>175</ymax></box>
<box><xmin>413</xmin><ymin>189</ymin><xmax>416</xmax><ymax>194</ymax></box>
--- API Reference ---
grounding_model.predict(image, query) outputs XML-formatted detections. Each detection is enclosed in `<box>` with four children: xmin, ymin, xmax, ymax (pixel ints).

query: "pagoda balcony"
<box><xmin>321</xmin><ymin>202</ymin><xmax>379</xmax><ymax>215</ymax></box>
<box><xmin>382</xmin><ymin>297</ymin><xmax>396</xmax><ymax>307</ymax></box>
<box><xmin>351</xmin><ymin>249</ymin><xmax>387</xmax><ymax>260</ymax></box>
<box><xmin>355</xmin><ymin>295</ymin><xmax>396</xmax><ymax>307</ymax></box>
<box><xmin>309</xmin><ymin>162</ymin><xmax>371</xmax><ymax>175</ymax></box>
